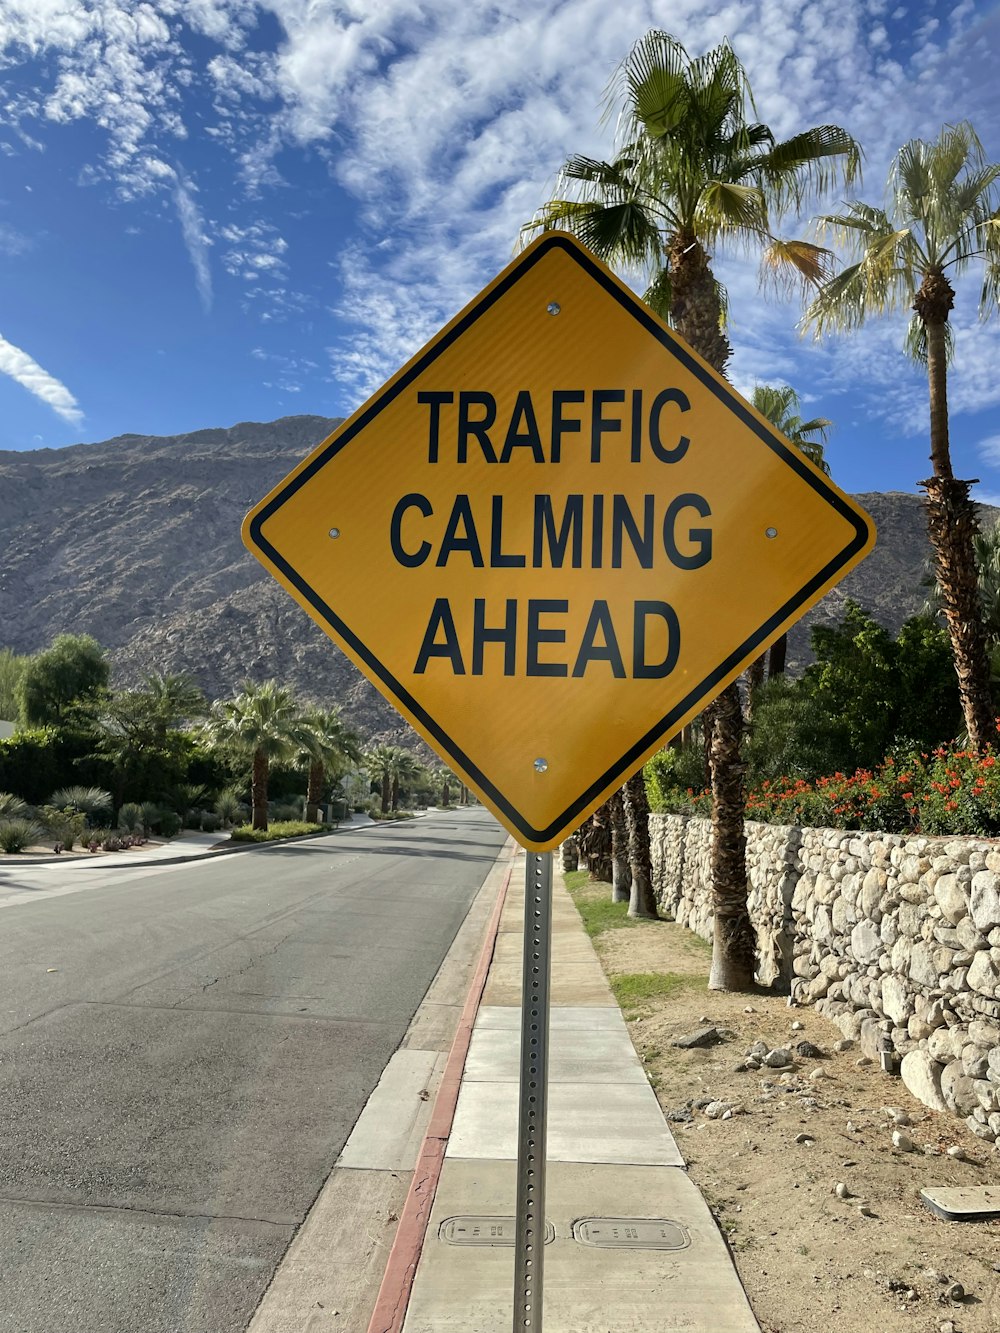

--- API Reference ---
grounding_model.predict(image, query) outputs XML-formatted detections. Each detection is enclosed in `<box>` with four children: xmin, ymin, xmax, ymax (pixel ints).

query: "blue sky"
<box><xmin>0</xmin><ymin>1</ymin><xmax>999</xmax><ymax>500</ymax></box>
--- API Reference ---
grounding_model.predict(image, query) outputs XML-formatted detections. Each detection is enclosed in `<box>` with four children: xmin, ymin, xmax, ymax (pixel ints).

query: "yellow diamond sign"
<box><xmin>243</xmin><ymin>233</ymin><xmax>875</xmax><ymax>851</ymax></box>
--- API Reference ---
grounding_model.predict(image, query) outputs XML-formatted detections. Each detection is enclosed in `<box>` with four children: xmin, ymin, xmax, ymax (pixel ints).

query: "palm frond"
<box><xmin>642</xmin><ymin>265</ymin><xmax>672</xmax><ymax>319</ymax></box>
<box><xmin>759</xmin><ymin>238</ymin><xmax>833</xmax><ymax>297</ymax></box>
<box><xmin>694</xmin><ymin>180</ymin><xmax>768</xmax><ymax>241</ymax></box>
<box><xmin>756</xmin><ymin>125</ymin><xmax>863</xmax><ymax>217</ymax></box>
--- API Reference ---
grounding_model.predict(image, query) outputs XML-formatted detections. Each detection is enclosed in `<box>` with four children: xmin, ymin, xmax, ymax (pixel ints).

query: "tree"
<box><xmin>749</xmin><ymin>384</ymin><xmax>832</xmax><ymax>688</ymax></box>
<box><xmin>805</xmin><ymin>121</ymin><xmax>1000</xmax><ymax>751</ymax></box>
<box><xmin>300</xmin><ymin>707</ymin><xmax>361</xmax><ymax>822</ymax></box>
<box><xmin>746</xmin><ymin>604</ymin><xmax>961</xmax><ymax>781</ymax></box>
<box><xmin>139</xmin><ymin>671</ymin><xmax>206</xmax><ymax>742</ymax></box>
<box><xmin>204</xmin><ymin>681</ymin><xmax>309</xmax><ymax>830</ymax></box>
<box><xmin>390</xmin><ymin>749</ymin><xmax>420</xmax><ymax>811</ymax></box>
<box><xmin>0</xmin><ymin>649</ymin><xmax>26</xmax><ymax>723</ymax></box>
<box><xmin>623</xmin><ymin>773</ymin><xmax>658</xmax><ymax>919</ymax></box>
<box><xmin>577</xmin><ymin>801</ymin><xmax>613</xmax><ymax>882</ymax></box>
<box><xmin>526</xmin><ymin>29</ymin><xmax>860</xmax><ymax>989</ymax></box>
<box><xmin>608</xmin><ymin>787</ymin><xmax>631</xmax><ymax>903</ymax></box>
<box><xmin>17</xmin><ymin>634</ymin><xmax>109</xmax><ymax>727</ymax></box>
<box><xmin>364</xmin><ymin>744</ymin><xmax>398</xmax><ymax>814</ymax></box>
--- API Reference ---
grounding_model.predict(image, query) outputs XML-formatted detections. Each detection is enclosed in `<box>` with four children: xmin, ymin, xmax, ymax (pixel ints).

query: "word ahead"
<box><xmin>243</xmin><ymin>233</ymin><xmax>874</xmax><ymax>850</ymax></box>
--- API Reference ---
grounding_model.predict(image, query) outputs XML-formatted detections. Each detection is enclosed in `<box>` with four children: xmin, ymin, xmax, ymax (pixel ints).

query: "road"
<box><xmin>0</xmin><ymin>808</ymin><xmax>506</xmax><ymax>1333</ymax></box>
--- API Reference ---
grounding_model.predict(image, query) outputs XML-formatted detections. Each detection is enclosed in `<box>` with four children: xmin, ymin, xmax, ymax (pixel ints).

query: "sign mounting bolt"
<box><xmin>546</xmin><ymin>302</ymin><xmax>561</xmax><ymax>316</ymax></box>
<box><xmin>329</xmin><ymin>527</ymin><xmax>341</xmax><ymax>539</ymax></box>
<box><xmin>533</xmin><ymin>758</ymin><xmax>548</xmax><ymax>773</ymax></box>
<box><xmin>765</xmin><ymin>527</ymin><xmax>778</xmax><ymax>539</ymax></box>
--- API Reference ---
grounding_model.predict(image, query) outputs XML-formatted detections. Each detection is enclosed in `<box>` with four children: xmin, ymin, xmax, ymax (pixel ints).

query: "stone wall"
<box><xmin>650</xmin><ymin>813</ymin><xmax>1000</xmax><ymax>1147</ymax></box>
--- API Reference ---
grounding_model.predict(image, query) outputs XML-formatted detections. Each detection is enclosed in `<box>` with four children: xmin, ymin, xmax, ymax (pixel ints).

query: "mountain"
<box><xmin>0</xmin><ymin>416</ymin><xmax>991</xmax><ymax>741</ymax></box>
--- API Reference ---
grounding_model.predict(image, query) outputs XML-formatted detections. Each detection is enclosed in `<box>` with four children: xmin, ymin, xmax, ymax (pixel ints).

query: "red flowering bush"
<box><xmin>656</xmin><ymin>731</ymin><xmax>1000</xmax><ymax>836</ymax></box>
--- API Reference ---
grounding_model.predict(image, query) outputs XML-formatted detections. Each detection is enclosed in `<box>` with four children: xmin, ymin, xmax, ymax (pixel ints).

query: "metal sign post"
<box><xmin>513</xmin><ymin>850</ymin><xmax>553</xmax><ymax>1332</ymax></box>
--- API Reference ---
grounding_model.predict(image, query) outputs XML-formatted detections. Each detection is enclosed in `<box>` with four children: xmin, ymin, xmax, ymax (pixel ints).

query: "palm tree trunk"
<box><xmin>306</xmin><ymin>760</ymin><xmax>323</xmax><ymax>823</ymax></box>
<box><xmin>251</xmin><ymin>748</ymin><xmax>269</xmax><ymax>831</ymax></box>
<box><xmin>381</xmin><ymin>775</ymin><xmax>391</xmax><ymax>814</ymax></box>
<box><xmin>561</xmin><ymin>835</ymin><xmax>579</xmax><ymax>871</ymax></box>
<box><xmin>922</xmin><ymin>474</ymin><xmax>994</xmax><ymax>750</ymax></box>
<box><xmin>746</xmin><ymin>652</ymin><xmax>766</xmax><ymax>720</ymax></box>
<box><xmin>623</xmin><ymin>773</ymin><xmax>657</xmax><ymax>919</ymax></box>
<box><xmin>578</xmin><ymin>804</ymin><xmax>612</xmax><ymax>883</ymax></box>
<box><xmin>706</xmin><ymin>682</ymin><xmax>755</xmax><ymax>989</ymax></box>
<box><xmin>441</xmin><ymin>779</ymin><xmax>450</xmax><ymax>806</ymax></box>
<box><xmin>668</xmin><ymin>231</ymin><xmax>731</xmax><ymax>372</ymax></box>
<box><xmin>391</xmin><ymin>776</ymin><xmax>399</xmax><ymax>811</ymax></box>
<box><xmin>609</xmin><ymin>786</ymin><xmax>631</xmax><ymax>903</ymax></box>
<box><xmin>767</xmin><ymin>634</ymin><xmax>787</xmax><ymax>679</ymax></box>
<box><xmin>671</xmin><ymin>234</ymin><xmax>754</xmax><ymax>988</ymax></box>
<box><xmin>917</xmin><ymin>293</ymin><xmax>994</xmax><ymax>752</ymax></box>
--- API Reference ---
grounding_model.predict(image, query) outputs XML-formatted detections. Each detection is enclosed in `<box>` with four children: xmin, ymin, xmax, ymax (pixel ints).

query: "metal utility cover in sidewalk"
<box><xmin>244</xmin><ymin>232</ymin><xmax>874</xmax><ymax>851</ymax></box>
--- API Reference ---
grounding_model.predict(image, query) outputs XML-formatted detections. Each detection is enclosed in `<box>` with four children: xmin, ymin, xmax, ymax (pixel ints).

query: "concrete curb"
<box><xmin>365</xmin><ymin>850</ymin><xmax>516</xmax><ymax>1333</ymax></box>
<box><xmin>9</xmin><ymin>813</ymin><xmax>430</xmax><ymax>870</ymax></box>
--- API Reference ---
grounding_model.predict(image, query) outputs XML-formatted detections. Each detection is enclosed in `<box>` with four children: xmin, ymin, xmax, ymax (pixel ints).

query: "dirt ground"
<box><xmin>565</xmin><ymin>872</ymin><xmax>1000</xmax><ymax>1333</ymax></box>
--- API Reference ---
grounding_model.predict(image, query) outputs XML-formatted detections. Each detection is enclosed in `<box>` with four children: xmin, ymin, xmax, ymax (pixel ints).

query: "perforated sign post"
<box><xmin>243</xmin><ymin>232</ymin><xmax>875</xmax><ymax>1332</ymax></box>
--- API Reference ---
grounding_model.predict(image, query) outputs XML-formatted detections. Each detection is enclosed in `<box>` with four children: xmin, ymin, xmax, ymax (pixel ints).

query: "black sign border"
<box><xmin>247</xmin><ymin>234</ymin><xmax>873</xmax><ymax>846</ymax></box>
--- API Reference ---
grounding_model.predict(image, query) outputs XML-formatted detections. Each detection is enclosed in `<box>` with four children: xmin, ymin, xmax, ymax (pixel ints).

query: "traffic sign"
<box><xmin>243</xmin><ymin>232</ymin><xmax>874</xmax><ymax>851</ymax></box>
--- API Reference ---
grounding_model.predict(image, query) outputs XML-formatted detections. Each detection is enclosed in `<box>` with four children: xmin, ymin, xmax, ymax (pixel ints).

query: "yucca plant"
<box><xmin>49</xmin><ymin>786</ymin><xmax>113</xmax><ymax>820</ymax></box>
<box><xmin>0</xmin><ymin>792</ymin><xmax>29</xmax><ymax>819</ymax></box>
<box><xmin>213</xmin><ymin>787</ymin><xmax>245</xmax><ymax>829</ymax></box>
<box><xmin>118</xmin><ymin>802</ymin><xmax>144</xmax><ymax>834</ymax></box>
<box><xmin>0</xmin><ymin>818</ymin><xmax>43</xmax><ymax>854</ymax></box>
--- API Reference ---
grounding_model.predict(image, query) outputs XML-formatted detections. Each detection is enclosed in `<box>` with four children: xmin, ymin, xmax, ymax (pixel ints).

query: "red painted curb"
<box><xmin>366</xmin><ymin>847</ymin><xmax>516</xmax><ymax>1333</ymax></box>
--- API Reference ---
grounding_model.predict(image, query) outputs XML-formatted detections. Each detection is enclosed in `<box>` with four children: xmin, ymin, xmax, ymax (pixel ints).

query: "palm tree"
<box><xmin>364</xmin><ymin>744</ymin><xmax>398</xmax><ymax>815</ymax></box>
<box><xmin>805</xmin><ymin>122</ymin><xmax>1000</xmax><ymax>751</ymax></box>
<box><xmin>204</xmin><ymin>681</ymin><xmax>309</xmax><ymax>831</ymax></box>
<box><xmin>140</xmin><ymin>671</ymin><xmax>206</xmax><ymax>743</ymax></box>
<box><xmin>300</xmin><ymin>707</ymin><xmax>361</xmax><ymax>822</ymax></box>
<box><xmin>749</xmin><ymin>385</ymin><xmax>832</xmax><ymax>686</ymax></box>
<box><xmin>389</xmin><ymin>749</ymin><xmax>419</xmax><ymax>811</ymax></box>
<box><xmin>525</xmin><ymin>29</ymin><xmax>860</xmax><ymax>990</ymax></box>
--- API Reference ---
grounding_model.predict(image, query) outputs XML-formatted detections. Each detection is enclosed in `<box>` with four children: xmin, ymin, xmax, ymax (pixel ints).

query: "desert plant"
<box><xmin>139</xmin><ymin>801</ymin><xmax>160</xmax><ymax>834</ymax></box>
<box><xmin>118</xmin><ymin>802</ymin><xmax>144</xmax><ymax>834</ymax></box>
<box><xmin>214</xmin><ymin>787</ymin><xmax>245</xmax><ymax>828</ymax></box>
<box><xmin>0</xmin><ymin>791</ymin><xmax>29</xmax><ymax>819</ymax></box>
<box><xmin>270</xmin><ymin>800</ymin><xmax>304</xmax><ymax>822</ymax></box>
<box><xmin>0</xmin><ymin>818</ymin><xmax>44</xmax><ymax>853</ymax></box>
<box><xmin>199</xmin><ymin>811</ymin><xmax>221</xmax><ymax>832</ymax></box>
<box><xmin>49</xmin><ymin>785</ymin><xmax>113</xmax><ymax>820</ymax></box>
<box><xmin>154</xmin><ymin>810</ymin><xmax>182</xmax><ymax>838</ymax></box>
<box><xmin>39</xmin><ymin>806</ymin><xmax>86</xmax><ymax>850</ymax></box>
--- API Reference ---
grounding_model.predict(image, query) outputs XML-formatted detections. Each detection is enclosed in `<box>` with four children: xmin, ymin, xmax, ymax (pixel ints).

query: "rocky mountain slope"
<box><xmin>0</xmin><ymin>416</ymin><xmax>989</xmax><ymax>740</ymax></box>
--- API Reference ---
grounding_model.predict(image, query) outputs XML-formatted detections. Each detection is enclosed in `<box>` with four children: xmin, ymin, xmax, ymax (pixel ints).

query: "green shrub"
<box><xmin>269</xmin><ymin>801</ymin><xmax>303</xmax><ymax>822</ymax></box>
<box><xmin>0</xmin><ymin>729</ymin><xmax>72</xmax><ymax>804</ymax></box>
<box><xmin>199</xmin><ymin>811</ymin><xmax>221</xmax><ymax>832</ymax></box>
<box><xmin>155</xmin><ymin>810</ymin><xmax>182</xmax><ymax>838</ymax></box>
<box><xmin>50</xmin><ymin>786</ymin><xmax>113</xmax><ymax>819</ymax></box>
<box><xmin>139</xmin><ymin>801</ymin><xmax>160</xmax><ymax>834</ymax></box>
<box><xmin>230</xmin><ymin>820</ymin><xmax>323</xmax><ymax>842</ymax></box>
<box><xmin>214</xmin><ymin>787</ymin><xmax>245</xmax><ymax>827</ymax></box>
<box><xmin>644</xmin><ymin>743</ymin><xmax>706</xmax><ymax>813</ymax></box>
<box><xmin>0</xmin><ymin>818</ymin><xmax>44</xmax><ymax>853</ymax></box>
<box><xmin>118</xmin><ymin>802</ymin><xmax>144</xmax><ymax>834</ymax></box>
<box><xmin>39</xmin><ymin>806</ymin><xmax>86</xmax><ymax>850</ymax></box>
<box><xmin>0</xmin><ymin>791</ymin><xmax>29</xmax><ymax>819</ymax></box>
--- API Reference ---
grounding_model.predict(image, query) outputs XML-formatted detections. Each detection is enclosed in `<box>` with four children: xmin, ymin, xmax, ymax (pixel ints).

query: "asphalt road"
<box><xmin>0</xmin><ymin>808</ymin><xmax>506</xmax><ymax>1333</ymax></box>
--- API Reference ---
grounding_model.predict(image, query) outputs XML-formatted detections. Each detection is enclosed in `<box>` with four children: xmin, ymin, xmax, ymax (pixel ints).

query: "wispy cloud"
<box><xmin>171</xmin><ymin>169</ymin><xmax>213</xmax><ymax>311</ymax></box>
<box><xmin>0</xmin><ymin>333</ymin><xmax>82</xmax><ymax>425</ymax></box>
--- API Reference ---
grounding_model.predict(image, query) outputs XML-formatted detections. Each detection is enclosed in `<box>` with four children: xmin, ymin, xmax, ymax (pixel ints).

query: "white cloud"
<box><xmin>977</xmin><ymin>435</ymin><xmax>1000</xmax><ymax>468</ymax></box>
<box><xmin>0</xmin><ymin>333</ymin><xmax>83</xmax><ymax>424</ymax></box>
<box><xmin>171</xmin><ymin>168</ymin><xmax>213</xmax><ymax>310</ymax></box>
<box><xmin>0</xmin><ymin>1</ymin><xmax>998</xmax><ymax>417</ymax></box>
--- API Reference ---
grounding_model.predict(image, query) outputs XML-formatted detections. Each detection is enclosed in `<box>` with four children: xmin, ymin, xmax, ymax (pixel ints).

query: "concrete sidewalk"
<box><xmin>13</xmin><ymin>812</ymin><xmax>391</xmax><ymax>870</ymax></box>
<box><xmin>394</xmin><ymin>849</ymin><xmax>762</xmax><ymax>1332</ymax></box>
